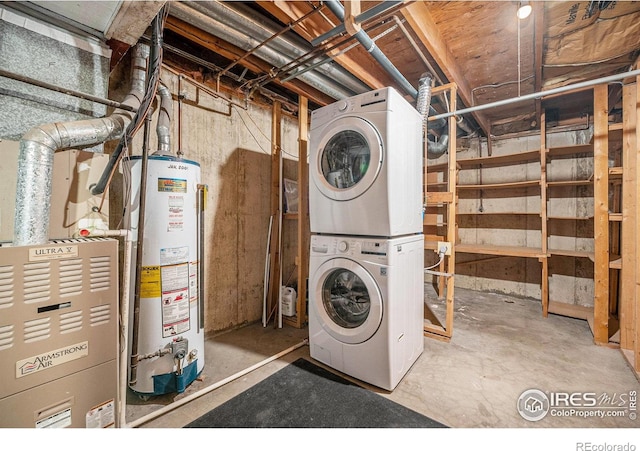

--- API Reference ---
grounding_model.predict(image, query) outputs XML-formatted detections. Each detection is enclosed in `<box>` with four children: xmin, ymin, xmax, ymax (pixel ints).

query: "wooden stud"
<box><xmin>295</xmin><ymin>96</ymin><xmax>310</xmax><ymax>328</ymax></box>
<box><xmin>593</xmin><ymin>84</ymin><xmax>610</xmax><ymax>345</ymax></box>
<box><xmin>540</xmin><ymin>109</ymin><xmax>549</xmax><ymax>316</ymax></box>
<box><xmin>267</xmin><ymin>102</ymin><xmax>283</xmax><ymax>325</ymax></box>
<box><xmin>635</xmin><ymin>76</ymin><xmax>640</xmax><ymax>372</ymax></box>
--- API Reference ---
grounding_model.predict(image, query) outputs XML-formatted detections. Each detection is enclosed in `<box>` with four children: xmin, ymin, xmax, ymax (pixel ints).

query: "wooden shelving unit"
<box><xmin>423</xmin><ymin>83</ymin><xmax>457</xmax><ymax>342</ymax></box>
<box><xmin>267</xmin><ymin>97</ymin><xmax>309</xmax><ymax>330</ymax></box>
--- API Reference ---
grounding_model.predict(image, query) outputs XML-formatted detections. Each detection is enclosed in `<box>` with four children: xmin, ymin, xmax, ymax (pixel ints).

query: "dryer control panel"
<box><xmin>311</xmin><ymin>235</ymin><xmax>388</xmax><ymax>258</ymax></box>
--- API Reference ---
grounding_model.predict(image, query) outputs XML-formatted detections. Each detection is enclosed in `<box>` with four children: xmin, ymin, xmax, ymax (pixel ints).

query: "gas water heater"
<box><xmin>124</xmin><ymin>154</ymin><xmax>205</xmax><ymax>397</ymax></box>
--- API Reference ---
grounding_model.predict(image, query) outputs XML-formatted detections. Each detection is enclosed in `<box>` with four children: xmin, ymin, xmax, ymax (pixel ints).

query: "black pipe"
<box><xmin>0</xmin><ymin>68</ymin><xmax>137</xmax><ymax>112</ymax></box>
<box><xmin>129</xmin><ymin>109</ymin><xmax>153</xmax><ymax>386</ymax></box>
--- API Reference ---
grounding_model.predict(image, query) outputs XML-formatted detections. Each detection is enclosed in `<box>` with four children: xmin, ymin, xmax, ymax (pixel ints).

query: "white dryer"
<box><xmin>308</xmin><ymin>233</ymin><xmax>425</xmax><ymax>391</ymax></box>
<box><xmin>309</xmin><ymin>87</ymin><xmax>423</xmax><ymax>237</ymax></box>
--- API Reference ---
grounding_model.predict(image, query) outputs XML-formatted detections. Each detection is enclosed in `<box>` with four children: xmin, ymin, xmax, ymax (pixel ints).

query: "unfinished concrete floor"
<box><xmin>126</xmin><ymin>286</ymin><xmax>640</xmax><ymax>429</ymax></box>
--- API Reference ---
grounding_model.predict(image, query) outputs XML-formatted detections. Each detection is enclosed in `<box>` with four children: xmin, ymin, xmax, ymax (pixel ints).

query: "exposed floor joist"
<box><xmin>401</xmin><ymin>2</ymin><xmax>491</xmax><ymax>136</ymax></box>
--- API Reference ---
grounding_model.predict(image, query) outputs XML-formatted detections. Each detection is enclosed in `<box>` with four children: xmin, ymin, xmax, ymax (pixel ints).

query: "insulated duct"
<box><xmin>417</xmin><ymin>73</ymin><xmax>449</xmax><ymax>158</ymax></box>
<box><xmin>168</xmin><ymin>1</ymin><xmax>368</xmax><ymax>100</ymax></box>
<box><xmin>326</xmin><ymin>1</ymin><xmax>449</xmax><ymax>158</ymax></box>
<box><xmin>13</xmin><ymin>44</ymin><xmax>148</xmax><ymax>246</ymax></box>
<box><xmin>156</xmin><ymin>82</ymin><xmax>172</xmax><ymax>155</ymax></box>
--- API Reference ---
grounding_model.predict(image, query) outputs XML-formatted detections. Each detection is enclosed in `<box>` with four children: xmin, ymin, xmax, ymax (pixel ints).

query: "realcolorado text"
<box><xmin>576</xmin><ymin>443</ymin><xmax>636</xmax><ymax>451</ymax></box>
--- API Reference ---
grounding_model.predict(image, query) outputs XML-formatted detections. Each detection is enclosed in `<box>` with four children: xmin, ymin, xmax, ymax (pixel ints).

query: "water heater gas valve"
<box><xmin>172</xmin><ymin>337</ymin><xmax>189</xmax><ymax>360</ymax></box>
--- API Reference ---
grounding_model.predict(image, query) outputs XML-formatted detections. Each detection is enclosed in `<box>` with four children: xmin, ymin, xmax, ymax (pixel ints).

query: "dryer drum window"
<box><xmin>321</xmin><ymin>268</ymin><xmax>371</xmax><ymax>328</ymax></box>
<box><xmin>321</xmin><ymin>130</ymin><xmax>371</xmax><ymax>189</ymax></box>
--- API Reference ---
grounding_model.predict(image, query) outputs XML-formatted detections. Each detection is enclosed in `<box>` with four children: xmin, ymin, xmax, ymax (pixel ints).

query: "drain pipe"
<box><xmin>325</xmin><ymin>0</ymin><xmax>417</xmax><ymax>99</ymax></box>
<box><xmin>13</xmin><ymin>44</ymin><xmax>148</xmax><ymax>246</ymax></box>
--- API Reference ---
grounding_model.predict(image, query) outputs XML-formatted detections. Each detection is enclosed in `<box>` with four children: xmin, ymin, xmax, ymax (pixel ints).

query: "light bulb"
<box><xmin>517</xmin><ymin>3</ymin><xmax>532</xmax><ymax>19</ymax></box>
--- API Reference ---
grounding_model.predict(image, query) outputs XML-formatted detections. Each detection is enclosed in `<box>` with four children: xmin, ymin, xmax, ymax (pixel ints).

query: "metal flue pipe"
<box><xmin>156</xmin><ymin>82</ymin><xmax>172</xmax><ymax>155</ymax></box>
<box><xmin>13</xmin><ymin>44</ymin><xmax>148</xmax><ymax>246</ymax></box>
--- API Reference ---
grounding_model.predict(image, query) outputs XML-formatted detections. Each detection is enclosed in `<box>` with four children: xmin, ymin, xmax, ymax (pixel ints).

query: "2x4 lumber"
<box><xmin>268</xmin><ymin>102</ymin><xmax>283</xmax><ymax>324</ymax></box>
<box><xmin>635</xmin><ymin>76</ymin><xmax>640</xmax><ymax>372</ymax></box>
<box><xmin>593</xmin><ymin>84</ymin><xmax>610</xmax><ymax>345</ymax></box>
<box><xmin>541</xmin><ymin>110</ymin><xmax>549</xmax><ymax>316</ymax></box>
<box><xmin>164</xmin><ymin>15</ymin><xmax>334</xmax><ymax>107</ymax></box>
<box><xmin>456</xmin><ymin>243</ymin><xmax>545</xmax><ymax>259</ymax></box>
<box><xmin>402</xmin><ymin>3</ymin><xmax>491</xmax><ymax>137</ymax></box>
<box><xmin>296</xmin><ymin>96</ymin><xmax>310</xmax><ymax>329</ymax></box>
<box><xmin>457</xmin><ymin>150</ymin><xmax>540</xmax><ymax>168</ymax></box>
<box><xmin>445</xmin><ymin>87</ymin><xmax>457</xmax><ymax>335</ymax></box>
<box><xmin>548</xmin><ymin>301</ymin><xmax>591</xmax><ymax>320</ymax></box>
<box><xmin>426</xmin><ymin>191</ymin><xmax>453</xmax><ymax>204</ymax></box>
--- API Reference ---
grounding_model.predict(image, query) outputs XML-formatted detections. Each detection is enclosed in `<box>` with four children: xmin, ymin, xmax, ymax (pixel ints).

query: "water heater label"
<box><xmin>140</xmin><ymin>266</ymin><xmax>161</xmax><ymax>298</ymax></box>
<box><xmin>16</xmin><ymin>341</ymin><xmax>89</xmax><ymax>378</ymax></box>
<box><xmin>158</xmin><ymin>177</ymin><xmax>187</xmax><ymax>193</ymax></box>
<box><xmin>29</xmin><ymin>244</ymin><xmax>78</xmax><ymax>261</ymax></box>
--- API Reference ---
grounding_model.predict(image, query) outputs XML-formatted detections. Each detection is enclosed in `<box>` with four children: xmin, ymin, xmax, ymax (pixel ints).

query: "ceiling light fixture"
<box><xmin>517</xmin><ymin>1</ymin><xmax>532</xmax><ymax>19</ymax></box>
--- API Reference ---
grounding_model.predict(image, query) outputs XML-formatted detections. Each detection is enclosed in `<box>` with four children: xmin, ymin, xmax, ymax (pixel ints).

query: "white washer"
<box><xmin>309</xmin><ymin>87</ymin><xmax>423</xmax><ymax>237</ymax></box>
<box><xmin>308</xmin><ymin>233</ymin><xmax>425</xmax><ymax>391</ymax></box>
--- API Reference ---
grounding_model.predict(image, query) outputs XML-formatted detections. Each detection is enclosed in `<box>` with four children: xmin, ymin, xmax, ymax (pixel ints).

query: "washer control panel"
<box><xmin>311</xmin><ymin>235</ymin><xmax>388</xmax><ymax>258</ymax></box>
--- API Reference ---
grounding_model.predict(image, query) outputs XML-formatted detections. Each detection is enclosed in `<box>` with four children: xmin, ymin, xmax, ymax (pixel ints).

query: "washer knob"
<box><xmin>337</xmin><ymin>241</ymin><xmax>349</xmax><ymax>252</ymax></box>
<box><xmin>337</xmin><ymin>100</ymin><xmax>348</xmax><ymax>111</ymax></box>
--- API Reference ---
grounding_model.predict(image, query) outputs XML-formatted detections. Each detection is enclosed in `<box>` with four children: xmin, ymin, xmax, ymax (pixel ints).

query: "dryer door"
<box><xmin>311</xmin><ymin>258</ymin><xmax>383</xmax><ymax>344</ymax></box>
<box><xmin>312</xmin><ymin>116</ymin><xmax>383</xmax><ymax>201</ymax></box>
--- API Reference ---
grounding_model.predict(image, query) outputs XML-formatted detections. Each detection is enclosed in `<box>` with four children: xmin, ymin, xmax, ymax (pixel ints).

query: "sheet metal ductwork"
<box><xmin>417</xmin><ymin>73</ymin><xmax>449</xmax><ymax>158</ymax></box>
<box><xmin>13</xmin><ymin>44</ymin><xmax>148</xmax><ymax>246</ymax></box>
<box><xmin>169</xmin><ymin>1</ymin><xmax>369</xmax><ymax>100</ymax></box>
<box><xmin>156</xmin><ymin>82</ymin><xmax>172</xmax><ymax>155</ymax></box>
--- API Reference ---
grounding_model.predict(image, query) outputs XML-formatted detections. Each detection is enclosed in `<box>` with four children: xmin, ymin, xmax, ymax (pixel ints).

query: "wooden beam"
<box><xmin>620</xmin><ymin>81</ymin><xmax>637</xmax><ymax>350</ymax></box>
<box><xmin>533</xmin><ymin>1</ymin><xmax>544</xmax><ymax>128</ymax></box>
<box><xmin>402</xmin><ymin>2</ymin><xmax>492</xmax><ymax>136</ymax></box>
<box><xmin>635</xmin><ymin>76</ymin><xmax>640</xmax><ymax>372</ymax></box>
<box><xmin>593</xmin><ymin>84</ymin><xmax>610</xmax><ymax>345</ymax></box>
<box><xmin>105</xmin><ymin>1</ymin><xmax>167</xmax><ymax>45</ymax></box>
<box><xmin>267</xmin><ymin>102</ymin><xmax>283</xmax><ymax>325</ymax></box>
<box><xmin>257</xmin><ymin>0</ymin><xmax>392</xmax><ymax>92</ymax></box>
<box><xmin>165</xmin><ymin>16</ymin><xmax>335</xmax><ymax>106</ymax></box>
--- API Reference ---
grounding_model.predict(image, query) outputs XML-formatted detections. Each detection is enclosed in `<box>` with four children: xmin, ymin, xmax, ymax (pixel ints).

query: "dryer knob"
<box><xmin>337</xmin><ymin>100</ymin><xmax>348</xmax><ymax>111</ymax></box>
<box><xmin>337</xmin><ymin>241</ymin><xmax>349</xmax><ymax>252</ymax></box>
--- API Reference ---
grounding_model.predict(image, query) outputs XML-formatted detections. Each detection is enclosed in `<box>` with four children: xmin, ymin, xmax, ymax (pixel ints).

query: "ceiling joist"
<box><xmin>401</xmin><ymin>2</ymin><xmax>491</xmax><ymax>136</ymax></box>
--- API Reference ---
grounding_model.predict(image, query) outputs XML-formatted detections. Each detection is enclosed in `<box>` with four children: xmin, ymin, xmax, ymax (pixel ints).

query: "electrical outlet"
<box><xmin>437</xmin><ymin>241</ymin><xmax>452</xmax><ymax>256</ymax></box>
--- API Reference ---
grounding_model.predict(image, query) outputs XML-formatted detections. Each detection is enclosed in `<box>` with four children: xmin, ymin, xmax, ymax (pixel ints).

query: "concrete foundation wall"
<box><xmin>121</xmin><ymin>68</ymin><xmax>301</xmax><ymax>334</ymax></box>
<box><xmin>451</xmin><ymin>128</ymin><xmax>595</xmax><ymax>306</ymax></box>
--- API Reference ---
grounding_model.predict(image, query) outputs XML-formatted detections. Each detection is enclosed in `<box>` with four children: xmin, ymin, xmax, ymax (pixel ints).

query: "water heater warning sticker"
<box><xmin>158</xmin><ymin>177</ymin><xmax>187</xmax><ymax>193</ymax></box>
<box><xmin>161</xmin><ymin>263</ymin><xmax>191</xmax><ymax>337</ymax></box>
<box><xmin>140</xmin><ymin>266</ymin><xmax>161</xmax><ymax>298</ymax></box>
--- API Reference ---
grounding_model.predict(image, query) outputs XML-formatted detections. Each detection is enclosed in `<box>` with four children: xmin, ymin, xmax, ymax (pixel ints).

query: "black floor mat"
<box><xmin>185</xmin><ymin>358</ymin><xmax>446</xmax><ymax>428</ymax></box>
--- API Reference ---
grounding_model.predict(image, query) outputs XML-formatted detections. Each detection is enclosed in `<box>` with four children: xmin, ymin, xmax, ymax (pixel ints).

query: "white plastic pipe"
<box><xmin>124</xmin><ymin>339</ymin><xmax>308</xmax><ymax>428</ymax></box>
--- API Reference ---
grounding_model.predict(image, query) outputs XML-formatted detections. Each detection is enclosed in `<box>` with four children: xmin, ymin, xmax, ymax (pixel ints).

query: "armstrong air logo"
<box><xmin>16</xmin><ymin>342</ymin><xmax>89</xmax><ymax>378</ymax></box>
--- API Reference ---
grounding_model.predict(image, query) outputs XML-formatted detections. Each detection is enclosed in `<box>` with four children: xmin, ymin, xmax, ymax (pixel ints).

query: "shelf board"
<box><xmin>457</xmin><ymin>211</ymin><xmax>541</xmax><ymax>216</ymax></box>
<box><xmin>457</xmin><ymin>150</ymin><xmax>540</xmax><ymax>168</ymax></box>
<box><xmin>609</xmin><ymin>167</ymin><xmax>623</xmax><ymax>177</ymax></box>
<box><xmin>547</xmin><ymin>215</ymin><xmax>593</xmax><ymax>220</ymax></box>
<box><xmin>457</xmin><ymin>180</ymin><xmax>540</xmax><ymax>190</ymax></box>
<box><xmin>609</xmin><ymin>212</ymin><xmax>622</xmax><ymax>221</ymax></box>
<box><xmin>546</xmin><ymin>144</ymin><xmax>593</xmax><ymax>158</ymax></box>
<box><xmin>548</xmin><ymin>248</ymin><xmax>595</xmax><ymax>259</ymax></box>
<box><xmin>456</xmin><ymin>243</ymin><xmax>545</xmax><ymax>258</ymax></box>
<box><xmin>610</xmin><ymin>255</ymin><xmax>622</xmax><ymax>269</ymax></box>
<box><xmin>608</xmin><ymin>122</ymin><xmax>623</xmax><ymax>131</ymax></box>
<box><xmin>426</xmin><ymin>162</ymin><xmax>448</xmax><ymax>172</ymax></box>
<box><xmin>547</xmin><ymin>301</ymin><xmax>591</xmax><ymax>320</ymax></box>
<box><xmin>546</xmin><ymin>179</ymin><xmax>593</xmax><ymax>187</ymax></box>
<box><xmin>283</xmin><ymin>213</ymin><xmax>299</xmax><ymax>220</ymax></box>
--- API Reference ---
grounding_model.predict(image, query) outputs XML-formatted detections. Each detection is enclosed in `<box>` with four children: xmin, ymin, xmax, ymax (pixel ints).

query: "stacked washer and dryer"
<box><xmin>308</xmin><ymin>87</ymin><xmax>425</xmax><ymax>391</ymax></box>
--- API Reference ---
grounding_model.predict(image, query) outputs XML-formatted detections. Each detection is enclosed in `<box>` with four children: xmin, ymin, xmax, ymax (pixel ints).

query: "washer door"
<box><xmin>312</xmin><ymin>116</ymin><xmax>383</xmax><ymax>201</ymax></box>
<box><xmin>312</xmin><ymin>258</ymin><xmax>383</xmax><ymax>344</ymax></box>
